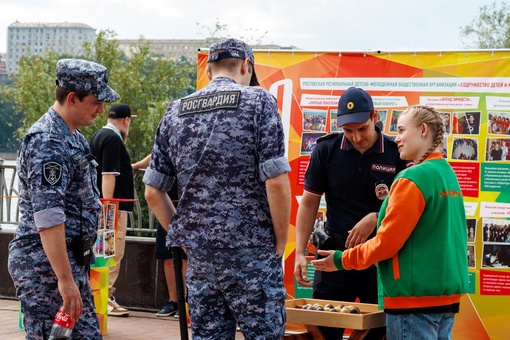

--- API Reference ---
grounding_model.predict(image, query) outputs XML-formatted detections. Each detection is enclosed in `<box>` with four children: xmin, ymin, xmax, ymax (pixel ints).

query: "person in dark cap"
<box><xmin>294</xmin><ymin>87</ymin><xmax>413</xmax><ymax>339</ymax></box>
<box><xmin>8</xmin><ymin>58</ymin><xmax>118</xmax><ymax>339</ymax></box>
<box><xmin>90</xmin><ymin>103</ymin><xmax>136</xmax><ymax>317</ymax></box>
<box><xmin>144</xmin><ymin>38</ymin><xmax>291</xmax><ymax>339</ymax></box>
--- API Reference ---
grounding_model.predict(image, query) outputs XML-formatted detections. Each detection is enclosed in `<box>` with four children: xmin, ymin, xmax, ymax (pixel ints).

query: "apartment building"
<box><xmin>0</xmin><ymin>53</ymin><xmax>7</xmax><ymax>83</ymax></box>
<box><xmin>117</xmin><ymin>38</ymin><xmax>294</xmax><ymax>62</ymax></box>
<box><xmin>6</xmin><ymin>21</ymin><xmax>95</xmax><ymax>72</ymax></box>
<box><xmin>5</xmin><ymin>21</ymin><xmax>295</xmax><ymax>72</ymax></box>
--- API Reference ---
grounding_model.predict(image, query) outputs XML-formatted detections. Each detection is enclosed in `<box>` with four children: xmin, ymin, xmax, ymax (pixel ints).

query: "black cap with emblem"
<box><xmin>337</xmin><ymin>87</ymin><xmax>374</xmax><ymax>127</ymax></box>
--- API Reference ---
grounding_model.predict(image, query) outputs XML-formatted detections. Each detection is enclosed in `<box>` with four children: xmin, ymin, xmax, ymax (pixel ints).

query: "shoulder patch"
<box><xmin>42</xmin><ymin>161</ymin><xmax>63</xmax><ymax>186</ymax></box>
<box><xmin>316</xmin><ymin>132</ymin><xmax>340</xmax><ymax>143</ymax></box>
<box><xmin>179</xmin><ymin>91</ymin><xmax>240</xmax><ymax>116</ymax></box>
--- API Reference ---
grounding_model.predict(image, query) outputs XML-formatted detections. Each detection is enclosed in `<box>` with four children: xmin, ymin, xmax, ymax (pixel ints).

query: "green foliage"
<box><xmin>0</xmin><ymin>87</ymin><xmax>21</xmax><ymax>152</ymax></box>
<box><xmin>78</xmin><ymin>31</ymin><xmax>196</xmax><ymax>161</ymax></box>
<box><xmin>9</xmin><ymin>29</ymin><xmax>196</xmax><ymax>157</ymax></box>
<box><xmin>7</xmin><ymin>30</ymin><xmax>197</xmax><ymax>232</ymax></box>
<box><xmin>460</xmin><ymin>1</ymin><xmax>510</xmax><ymax>49</ymax></box>
<box><xmin>5</xmin><ymin>51</ymin><xmax>62</xmax><ymax>137</ymax></box>
<box><xmin>83</xmin><ymin>30</ymin><xmax>124</xmax><ymax>70</ymax></box>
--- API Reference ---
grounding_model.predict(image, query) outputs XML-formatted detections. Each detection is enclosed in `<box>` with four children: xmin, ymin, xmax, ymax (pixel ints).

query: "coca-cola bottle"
<box><xmin>48</xmin><ymin>306</ymin><xmax>75</xmax><ymax>339</ymax></box>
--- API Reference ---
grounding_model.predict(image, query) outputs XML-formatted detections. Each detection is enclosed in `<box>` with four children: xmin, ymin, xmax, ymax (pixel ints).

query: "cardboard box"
<box><xmin>286</xmin><ymin>299</ymin><xmax>385</xmax><ymax>330</ymax></box>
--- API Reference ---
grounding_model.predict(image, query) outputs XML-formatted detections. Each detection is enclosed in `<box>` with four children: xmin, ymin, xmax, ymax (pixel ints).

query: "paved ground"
<box><xmin>0</xmin><ymin>298</ymin><xmax>244</xmax><ymax>339</ymax></box>
<box><xmin>0</xmin><ymin>298</ymin><xmax>312</xmax><ymax>339</ymax></box>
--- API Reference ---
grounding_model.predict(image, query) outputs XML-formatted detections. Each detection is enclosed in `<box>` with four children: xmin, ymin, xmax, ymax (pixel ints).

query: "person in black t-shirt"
<box><xmin>90</xmin><ymin>103</ymin><xmax>135</xmax><ymax>317</ymax></box>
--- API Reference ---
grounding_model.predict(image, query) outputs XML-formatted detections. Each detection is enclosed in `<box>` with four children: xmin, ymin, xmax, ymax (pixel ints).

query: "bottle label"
<box><xmin>54</xmin><ymin>309</ymin><xmax>74</xmax><ymax>329</ymax></box>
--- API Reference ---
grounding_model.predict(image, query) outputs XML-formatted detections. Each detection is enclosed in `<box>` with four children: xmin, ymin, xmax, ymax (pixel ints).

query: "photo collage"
<box><xmin>93</xmin><ymin>202</ymin><xmax>117</xmax><ymax>259</ymax></box>
<box><xmin>467</xmin><ymin>217</ymin><xmax>510</xmax><ymax>269</ymax></box>
<box><xmin>299</xmin><ymin>107</ymin><xmax>510</xmax><ymax>162</ymax></box>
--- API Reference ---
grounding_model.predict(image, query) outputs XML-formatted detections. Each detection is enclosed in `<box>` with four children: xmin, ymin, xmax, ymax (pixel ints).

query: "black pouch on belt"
<box><xmin>325</xmin><ymin>229</ymin><xmax>348</xmax><ymax>251</ymax></box>
<box><xmin>69</xmin><ymin>201</ymin><xmax>92</xmax><ymax>266</ymax></box>
<box><xmin>69</xmin><ymin>235</ymin><xmax>92</xmax><ymax>266</ymax></box>
<box><xmin>312</xmin><ymin>228</ymin><xmax>333</xmax><ymax>259</ymax></box>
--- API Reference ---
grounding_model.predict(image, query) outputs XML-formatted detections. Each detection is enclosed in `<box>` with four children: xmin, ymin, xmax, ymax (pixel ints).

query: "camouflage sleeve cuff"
<box><xmin>334</xmin><ymin>250</ymin><xmax>345</xmax><ymax>270</ymax></box>
<box><xmin>34</xmin><ymin>207</ymin><xmax>66</xmax><ymax>231</ymax></box>
<box><xmin>142</xmin><ymin>167</ymin><xmax>174</xmax><ymax>192</ymax></box>
<box><xmin>258</xmin><ymin>156</ymin><xmax>291</xmax><ymax>182</ymax></box>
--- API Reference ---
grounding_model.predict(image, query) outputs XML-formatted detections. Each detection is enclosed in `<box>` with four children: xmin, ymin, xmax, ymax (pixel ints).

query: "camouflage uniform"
<box><xmin>8</xmin><ymin>58</ymin><xmax>118</xmax><ymax>340</ymax></box>
<box><xmin>143</xmin><ymin>39</ymin><xmax>290</xmax><ymax>339</ymax></box>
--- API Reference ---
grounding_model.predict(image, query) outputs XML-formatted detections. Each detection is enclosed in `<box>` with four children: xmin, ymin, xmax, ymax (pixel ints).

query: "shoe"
<box><xmin>108</xmin><ymin>296</ymin><xmax>130</xmax><ymax>317</ymax></box>
<box><xmin>174</xmin><ymin>311</ymin><xmax>179</xmax><ymax>319</ymax></box>
<box><xmin>156</xmin><ymin>300</ymin><xmax>178</xmax><ymax>317</ymax></box>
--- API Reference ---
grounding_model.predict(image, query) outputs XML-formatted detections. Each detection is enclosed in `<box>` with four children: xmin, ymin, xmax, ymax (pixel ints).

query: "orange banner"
<box><xmin>198</xmin><ymin>50</ymin><xmax>510</xmax><ymax>340</ymax></box>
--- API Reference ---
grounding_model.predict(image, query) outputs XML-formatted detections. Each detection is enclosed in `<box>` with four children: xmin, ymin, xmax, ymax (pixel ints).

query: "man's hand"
<box><xmin>294</xmin><ymin>254</ymin><xmax>313</xmax><ymax>287</ymax></box>
<box><xmin>40</xmin><ymin>224</ymin><xmax>83</xmax><ymax>321</ymax></box>
<box><xmin>58</xmin><ymin>278</ymin><xmax>83</xmax><ymax>321</ymax></box>
<box><xmin>345</xmin><ymin>212</ymin><xmax>377</xmax><ymax>249</ymax></box>
<box><xmin>311</xmin><ymin>250</ymin><xmax>338</xmax><ymax>272</ymax></box>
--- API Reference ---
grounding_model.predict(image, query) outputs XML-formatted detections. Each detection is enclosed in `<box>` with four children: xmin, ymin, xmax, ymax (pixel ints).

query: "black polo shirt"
<box><xmin>90</xmin><ymin>128</ymin><xmax>134</xmax><ymax>211</ymax></box>
<box><xmin>304</xmin><ymin>129</ymin><xmax>411</xmax><ymax>235</ymax></box>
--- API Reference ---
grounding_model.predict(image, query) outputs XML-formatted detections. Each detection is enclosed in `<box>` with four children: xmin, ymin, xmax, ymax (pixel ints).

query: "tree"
<box><xmin>196</xmin><ymin>18</ymin><xmax>229</xmax><ymax>39</ymax></box>
<box><xmin>5</xmin><ymin>30</ymin><xmax>197</xmax><ymax>233</ymax></box>
<box><xmin>196</xmin><ymin>18</ymin><xmax>268</xmax><ymax>45</ymax></box>
<box><xmin>8</xmin><ymin>30</ymin><xmax>196</xmax><ymax>161</ymax></box>
<box><xmin>0</xmin><ymin>87</ymin><xmax>21</xmax><ymax>152</ymax></box>
<box><xmin>80</xmin><ymin>30</ymin><xmax>196</xmax><ymax>161</ymax></box>
<box><xmin>3</xmin><ymin>51</ymin><xmax>63</xmax><ymax>138</ymax></box>
<box><xmin>460</xmin><ymin>2</ymin><xmax>510</xmax><ymax>49</ymax></box>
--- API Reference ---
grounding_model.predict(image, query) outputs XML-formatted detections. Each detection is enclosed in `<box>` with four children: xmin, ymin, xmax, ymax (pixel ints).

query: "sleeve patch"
<box><xmin>42</xmin><ymin>161</ymin><xmax>63</xmax><ymax>186</ymax></box>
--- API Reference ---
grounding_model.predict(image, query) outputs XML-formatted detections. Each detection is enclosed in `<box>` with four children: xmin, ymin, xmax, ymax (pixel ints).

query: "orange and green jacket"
<box><xmin>334</xmin><ymin>152</ymin><xmax>468</xmax><ymax>311</ymax></box>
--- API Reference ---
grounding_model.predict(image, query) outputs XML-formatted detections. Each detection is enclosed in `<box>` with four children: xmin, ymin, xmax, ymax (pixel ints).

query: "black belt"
<box><xmin>325</xmin><ymin>229</ymin><xmax>347</xmax><ymax>251</ymax></box>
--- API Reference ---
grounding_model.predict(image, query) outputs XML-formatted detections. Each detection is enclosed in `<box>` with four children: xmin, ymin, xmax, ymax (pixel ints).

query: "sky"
<box><xmin>0</xmin><ymin>0</ymin><xmax>501</xmax><ymax>54</ymax></box>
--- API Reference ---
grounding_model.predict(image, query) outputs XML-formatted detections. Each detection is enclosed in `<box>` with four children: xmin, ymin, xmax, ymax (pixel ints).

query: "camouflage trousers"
<box><xmin>8</xmin><ymin>237</ymin><xmax>101</xmax><ymax>340</ymax></box>
<box><xmin>186</xmin><ymin>247</ymin><xmax>286</xmax><ymax>340</ymax></box>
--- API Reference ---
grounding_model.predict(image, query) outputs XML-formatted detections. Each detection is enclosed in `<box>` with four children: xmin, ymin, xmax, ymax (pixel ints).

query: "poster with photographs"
<box><xmin>485</xmin><ymin>138</ymin><xmax>510</xmax><ymax>161</ymax></box>
<box><xmin>98</xmin><ymin>204</ymin><xmax>106</xmax><ymax>230</ymax></box>
<box><xmin>440</xmin><ymin>112</ymin><xmax>451</xmax><ymax>135</ymax></box>
<box><xmin>375</xmin><ymin>109</ymin><xmax>388</xmax><ymax>132</ymax></box>
<box><xmin>481</xmin><ymin>218</ymin><xmax>510</xmax><ymax>243</ymax></box>
<box><xmin>441</xmin><ymin>136</ymin><xmax>448</xmax><ymax>159</ymax></box>
<box><xmin>468</xmin><ymin>244</ymin><xmax>476</xmax><ymax>268</ymax></box>
<box><xmin>93</xmin><ymin>230</ymin><xmax>104</xmax><ymax>256</ymax></box>
<box><xmin>451</xmin><ymin>137</ymin><xmax>478</xmax><ymax>161</ymax></box>
<box><xmin>487</xmin><ymin>111</ymin><xmax>510</xmax><ymax>135</ymax></box>
<box><xmin>314</xmin><ymin>211</ymin><xmax>324</xmax><ymax>231</ymax></box>
<box><xmin>453</xmin><ymin>112</ymin><xmax>481</xmax><ymax>135</ymax></box>
<box><xmin>330</xmin><ymin>110</ymin><xmax>342</xmax><ymax>132</ymax></box>
<box><xmin>302</xmin><ymin>109</ymin><xmax>327</xmax><ymax>132</ymax></box>
<box><xmin>481</xmin><ymin>244</ymin><xmax>510</xmax><ymax>268</ymax></box>
<box><xmin>300</xmin><ymin>132</ymin><xmax>327</xmax><ymax>156</ymax></box>
<box><xmin>467</xmin><ymin>218</ymin><xmax>477</xmax><ymax>243</ymax></box>
<box><xmin>389</xmin><ymin>110</ymin><xmax>402</xmax><ymax>133</ymax></box>
<box><xmin>106</xmin><ymin>203</ymin><xmax>117</xmax><ymax>230</ymax></box>
<box><xmin>104</xmin><ymin>230</ymin><xmax>116</xmax><ymax>258</ymax></box>
<box><xmin>306</xmin><ymin>210</ymin><xmax>326</xmax><ymax>258</ymax></box>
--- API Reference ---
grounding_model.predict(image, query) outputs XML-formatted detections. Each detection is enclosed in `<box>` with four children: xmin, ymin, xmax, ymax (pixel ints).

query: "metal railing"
<box><xmin>0</xmin><ymin>160</ymin><xmax>19</xmax><ymax>227</ymax></box>
<box><xmin>0</xmin><ymin>160</ymin><xmax>155</xmax><ymax>235</ymax></box>
<box><xmin>130</xmin><ymin>169</ymin><xmax>156</xmax><ymax>235</ymax></box>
